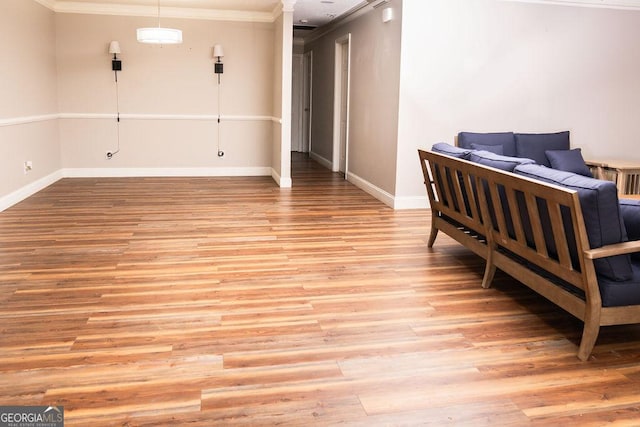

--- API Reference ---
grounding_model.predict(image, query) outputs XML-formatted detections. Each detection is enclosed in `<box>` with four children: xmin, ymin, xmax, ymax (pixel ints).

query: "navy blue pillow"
<box><xmin>431</xmin><ymin>142</ymin><xmax>472</xmax><ymax>159</ymax></box>
<box><xmin>458</xmin><ymin>132</ymin><xmax>516</xmax><ymax>157</ymax></box>
<box><xmin>546</xmin><ymin>148</ymin><xmax>592</xmax><ymax>177</ymax></box>
<box><xmin>469</xmin><ymin>151</ymin><xmax>534</xmax><ymax>172</ymax></box>
<box><xmin>514</xmin><ymin>163</ymin><xmax>632</xmax><ymax>282</ymax></box>
<box><xmin>471</xmin><ymin>143</ymin><xmax>504</xmax><ymax>155</ymax></box>
<box><xmin>515</xmin><ymin>131</ymin><xmax>570</xmax><ymax>167</ymax></box>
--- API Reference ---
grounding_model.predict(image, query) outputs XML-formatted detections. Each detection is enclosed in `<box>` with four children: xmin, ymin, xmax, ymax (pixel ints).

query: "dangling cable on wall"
<box><xmin>107</xmin><ymin>41</ymin><xmax>122</xmax><ymax>159</ymax></box>
<box><xmin>217</xmin><ymin>78</ymin><xmax>222</xmax><ymax>157</ymax></box>
<box><xmin>213</xmin><ymin>44</ymin><xmax>225</xmax><ymax>157</ymax></box>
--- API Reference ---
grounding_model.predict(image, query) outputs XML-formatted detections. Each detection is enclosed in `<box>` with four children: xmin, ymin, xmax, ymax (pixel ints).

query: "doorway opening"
<box><xmin>292</xmin><ymin>51</ymin><xmax>313</xmax><ymax>156</ymax></box>
<box><xmin>333</xmin><ymin>34</ymin><xmax>351</xmax><ymax>177</ymax></box>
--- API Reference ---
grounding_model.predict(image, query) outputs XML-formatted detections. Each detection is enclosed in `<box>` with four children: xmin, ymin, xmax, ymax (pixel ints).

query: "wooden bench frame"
<box><xmin>419</xmin><ymin>149</ymin><xmax>640</xmax><ymax>360</ymax></box>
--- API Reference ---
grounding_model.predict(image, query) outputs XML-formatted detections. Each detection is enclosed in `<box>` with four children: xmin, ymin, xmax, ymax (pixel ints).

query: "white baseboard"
<box><xmin>347</xmin><ymin>171</ymin><xmax>429</xmax><ymax>210</ymax></box>
<box><xmin>61</xmin><ymin>166</ymin><xmax>272</xmax><ymax>178</ymax></box>
<box><xmin>271</xmin><ymin>168</ymin><xmax>292</xmax><ymax>188</ymax></box>
<box><xmin>0</xmin><ymin>167</ymin><xmax>274</xmax><ymax>212</ymax></box>
<box><xmin>346</xmin><ymin>171</ymin><xmax>395</xmax><ymax>208</ymax></box>
<box><xmin>0</xmin><ymin>170</ymin><xmax>64</xmax><ymax>212</ymax></box>
<box><xmin>393</xmin><ymin>196</ymin><xmax>430</xmax><ymax>209</ymax></box>
<box><xmin>309</xmin><ymin>152</ymin><xmax>333</xmax><ymax>170</ymax></box>
<box><xmin>307</xmin><ymin>153</ymin><xmax>428</xmax><ymax>209</ymax></box>
<box><xmin>0</xmin><ymin>166</ymin><xmax>428</xmax><ymax>213</ymax></box>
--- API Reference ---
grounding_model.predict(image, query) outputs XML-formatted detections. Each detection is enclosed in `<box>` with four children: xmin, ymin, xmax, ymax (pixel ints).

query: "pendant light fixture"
<box><xmin>137</xmin><ymin>0</ymin><xmax>182</xmax><ymax>44</ymax></box>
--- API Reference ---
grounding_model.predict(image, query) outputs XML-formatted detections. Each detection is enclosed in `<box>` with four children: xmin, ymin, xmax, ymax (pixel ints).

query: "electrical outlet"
<box><xmin>24</xmin><ymin>161</ymin><xmax>33</xmax><ymax>174</ymax></box>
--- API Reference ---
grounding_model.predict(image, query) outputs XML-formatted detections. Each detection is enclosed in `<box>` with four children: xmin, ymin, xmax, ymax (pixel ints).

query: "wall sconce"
<box><xmin>109</xmin><ymin>41</ymin><xmax>122</xmax><ymax>80</ymax></box>
<box><xmin>213</xmin><ymin>44</ymin><xmax>224</xmax><ymax>76</ymax></box>
<box><xmin>382</xmin><ymin>7</ymin><xmax>393</xmax><ymax>23</ymax></box>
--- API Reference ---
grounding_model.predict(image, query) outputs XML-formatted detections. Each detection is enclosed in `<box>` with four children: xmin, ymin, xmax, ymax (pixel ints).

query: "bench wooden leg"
<box><xmin>577</xmin><ymin>308</ymin><xmax>601</xmax><ymax>361</ymax></box>
<box><xmin>482</xmin><ymin>261</ymin><xmax>496</xmax><ymax>289</ymax></box>
<box><xmin>427</xmin><ymin>218</ymin><xmax>439</xmax><ymax>248</ymax></box>
<box><xmin>481</xmin><ymin>254</ymin><xmax>496</xmax><ymax>289</ymax></box>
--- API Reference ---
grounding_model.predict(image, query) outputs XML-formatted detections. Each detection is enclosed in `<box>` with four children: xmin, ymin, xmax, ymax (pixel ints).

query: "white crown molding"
<box><xmin>42</xmin><ymin>1</ymin><xmax>275</xmax><ymax>22</ymax></box>
<box><xmin>303</xmin><ymin>0</ymin><xmax>640</xmax><ymax>43</ymax></box>
<box><xmin>33</xmin><ymin>0</ymin><xmax>56</xmax><ymax>10</ymax></box>
<box><xmin>303</xmin><ymin>1</ymin><xmax>370</xmax><ymax>44</ymax></box>
<box><xmin>502</xmin><ymin>0</ymin><xmax>640</xmax><ymax>10</ymax></box>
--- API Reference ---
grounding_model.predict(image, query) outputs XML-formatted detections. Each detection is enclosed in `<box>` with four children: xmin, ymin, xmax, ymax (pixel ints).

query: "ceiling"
<box><xmin>34</xmin><ymin>0</ymin><xmax>640</xmax><ymax>26</ymax></box>
<box><xmin>292</xmin><ymin>0</ymin><xmax>364</xmax><ymax>27</ymax></box>
<box><xmin>37</xmin><ymin>0</ymin><xmax>366</xmax><ymax>27</ymax></box>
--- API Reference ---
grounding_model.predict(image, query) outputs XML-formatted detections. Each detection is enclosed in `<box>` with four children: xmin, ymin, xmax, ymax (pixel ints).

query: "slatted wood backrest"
<box><xmin>470</xmin><ymin>159</ymin><xmax>591</xmax><ymax>291</ymax></box>
<box><xmin>420</xmin><ymin>149</ymin><xmax>592</xmax><ymax>292</ymax></box>
<box><xmin>418</xmin><ymin>149</ymin><xmax>485</xmax><ymax>234</ymax></box>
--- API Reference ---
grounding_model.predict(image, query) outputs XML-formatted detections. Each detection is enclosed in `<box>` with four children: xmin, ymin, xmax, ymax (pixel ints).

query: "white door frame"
<box><xmin>332</xmin><ymin>34</ymin><xmax>351</xmax><ymax>175</ymax></box>
<box><xmin>303</xmin><ymin>50</ymin><xmax>313</xmax><ymax>153</ymax></box>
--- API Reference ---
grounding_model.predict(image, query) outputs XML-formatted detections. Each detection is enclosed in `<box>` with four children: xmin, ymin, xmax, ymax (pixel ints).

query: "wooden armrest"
<box><xmin>585</xmin><ymin>240</ymin><xmax>640</xmax><ymax>259</ymax></box>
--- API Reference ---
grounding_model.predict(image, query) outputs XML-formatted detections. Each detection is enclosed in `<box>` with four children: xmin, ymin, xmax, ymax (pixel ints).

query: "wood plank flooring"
<box><xmin>2</xmin><ymin>153</ymin><xmax>640</xmax><ymax>425</ymax></box>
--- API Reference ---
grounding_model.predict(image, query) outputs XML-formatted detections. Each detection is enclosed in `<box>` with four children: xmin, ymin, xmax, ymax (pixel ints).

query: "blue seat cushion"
<box><xmin>599</xmin><ymin>262</ymin><xmax>640</xmax><ymax>307</ymax></box>
<box><xmin>515</xmin><ymin>131</ymin><xmax>570</xmax><ymax>167</ymax></box>
<box><xmin>619</xmin><ymin>199</ymin><xmax>640</xmax><ymax>240</ymax></box>
<box><xmin>469</xmin><ymin>150</ymin><xmax>534</xmax><ymax>172</ymax></box>
<box><xmin>458</xmin><ymin>132</ymin><xmax>516</xmax><ymax>157</ymax></box>
<box><xmin>619</xmin><ymin>198</ymin><xmax>640</xmax><ymax>262</ymax></box>
<box><xmin>513</xmin><ymin>164</ymin><xmax>632</xmax><ymax>282</ymax></box>
<box><xmin>431</xmin><ymin>142</ymin><xmax>472</xmax><ymax>160</ymax></box>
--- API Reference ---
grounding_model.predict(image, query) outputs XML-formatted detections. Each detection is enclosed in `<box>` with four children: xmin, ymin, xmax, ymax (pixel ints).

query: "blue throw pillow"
<box><xmin>545</xmin><ymin>148</ymin><xmax>593</xmax><ymax>177</ymax></box>
<box><xmin>471</xmin><ymin>143</ymin><xmax>504</xmax><ymax>155</ymax></box>
<box><xmin>458</xmin><ymin>132</ymin><xmax>516</xmax><ymax>156</ymax></box>
<box><xmin>515</xmin><ymin>131</ymin><xmax>570</xmax><ymax>166</ymax></box>
<box><xmin>431</xmin><ymin>142</ymin><xmax>472</xmax><ymax>159</ymax></box>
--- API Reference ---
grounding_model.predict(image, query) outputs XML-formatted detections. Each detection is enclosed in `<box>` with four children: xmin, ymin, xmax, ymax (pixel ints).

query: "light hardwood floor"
<box><xmin>2</xmin><ymin>153</ymin><xmax>640</xmax><ymax>426</ymax></box>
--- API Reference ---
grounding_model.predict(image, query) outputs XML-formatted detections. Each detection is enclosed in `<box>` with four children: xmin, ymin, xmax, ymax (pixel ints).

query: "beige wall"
<box><xmin>305</xmin><ymin>0</ymin><xmax>403</xmax><ymax>198</ymax></box>
<box><xmin>0</xmin><ymin>0</ymin><xmax>61</xmax><ymax>204</ymax></box>
<box><xmin>397</xmin><ymin>0</ymin><xmax>640</xmax><ymax>204</ymax></box>
<box><xmin>56</xmin><ymin>13</ymin><xmax>275</xmax><ymax>171</ymax></box>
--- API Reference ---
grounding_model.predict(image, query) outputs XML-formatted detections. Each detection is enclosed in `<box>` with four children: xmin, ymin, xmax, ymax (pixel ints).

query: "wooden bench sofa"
<box><xmin>418</xmin><ymin>147</ymin><xmax>640</xmax><ymax>361</ymax></box>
